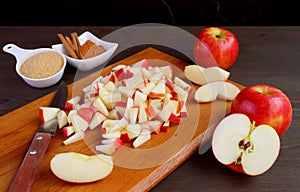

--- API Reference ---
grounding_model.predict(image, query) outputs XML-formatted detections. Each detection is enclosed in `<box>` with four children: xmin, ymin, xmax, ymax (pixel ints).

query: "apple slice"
<box><xmin>194</xmin><ymin>81</ymin><xmax>240</xmax><ymax>103</ymax></box>
<box><xmin>39</xmin><ymin>107</ymin><xmax>60</xmax><ymax>123</ymax></box>
<box><xmin>184</xmin><ymin>65</ymin><xmax>230</xmax><ymax>85</ymax></box>
<box><xmin>50</xmin><ymin>152</ymin><xmax>113</xmax><ymax>183</ymax></box>
<box><xmin>212</xmin><ymin>113</ymin><xmax>280</xmax><ymax>176</ymax></box>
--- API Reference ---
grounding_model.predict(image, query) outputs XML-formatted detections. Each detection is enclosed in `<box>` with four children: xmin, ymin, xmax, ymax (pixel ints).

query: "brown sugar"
<box><xmin>20</xmin><ymin>51</ymin><xmax>64</xmax><ymax>79</ymax></box>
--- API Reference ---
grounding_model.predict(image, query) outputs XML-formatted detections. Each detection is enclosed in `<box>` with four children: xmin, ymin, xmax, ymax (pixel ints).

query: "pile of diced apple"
<box><xmin>50</xmin><ymin>59</ymin><xmax>191</xmax><ymax>156</ymax></box>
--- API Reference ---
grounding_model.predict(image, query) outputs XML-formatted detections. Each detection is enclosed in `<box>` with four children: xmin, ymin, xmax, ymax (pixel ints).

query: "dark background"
<box><xmin>1</xmin><ymin>0</ymin><xmax>299</xmax><ymax>26</ymax></box>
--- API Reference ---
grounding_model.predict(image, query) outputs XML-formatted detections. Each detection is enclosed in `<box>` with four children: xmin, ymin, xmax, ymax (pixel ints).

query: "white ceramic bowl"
<box><xmin>3</xmin><ymin>43</ymin><xmax>67</xmax><ymax>88</ymax></box>
<box><xmin>51</xmin><ymin>31</ymin><xmax>118</xmax><ymax>71</ymax></box>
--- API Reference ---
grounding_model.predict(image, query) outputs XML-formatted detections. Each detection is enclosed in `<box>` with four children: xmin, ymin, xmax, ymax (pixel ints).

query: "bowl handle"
<box><xmin>2</xmin><ymin>43</ymin><xmax>34</xmax><ymax>63</ymax></box>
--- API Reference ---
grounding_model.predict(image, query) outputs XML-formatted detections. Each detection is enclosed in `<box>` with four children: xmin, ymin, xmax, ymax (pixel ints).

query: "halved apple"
<box><xmin>50</xmin><ymin>152</ymin><xmax>113</xmax><ymax>183</ymax></box>
<box><xmin>194</xmin><ymin>81</ymin><xmax>240</xmax><ymax>103</ymax></box>
<box><xmin>184</xmin><ymin>64</ymin><xmax>230</xmax><ymax>85</ymax></box>
<box><xmin>212</xmin><ymin>113</ymin><xmax>280</xmax><ymax>176</ymax></box>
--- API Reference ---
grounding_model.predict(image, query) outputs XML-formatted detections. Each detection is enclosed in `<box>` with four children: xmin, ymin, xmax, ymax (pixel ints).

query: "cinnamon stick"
<box><xmin>70</xmin><ymin>32</ymin><xmax>82</xmax><ymax>59</ymax></box>
<box><xmin>57</xmin><ymin>33</ymin><xmax>78</xmax><ymax>59</ymax></box>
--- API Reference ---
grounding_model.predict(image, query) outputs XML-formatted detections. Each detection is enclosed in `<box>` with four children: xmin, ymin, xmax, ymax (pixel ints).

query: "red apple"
<box><xmin>230</xmin><ymin>84</ymin><xmax>293</xmax><ymax>136</ymax></box>
<box><xmin>212</xmin><ymin>113</ymin><xmax>280</xmax><ymax>176</ymax></box>
<box><xmin>194</xmin><ymin>27</ymin><xmax>239</xmax><ymax>69</ymax></box>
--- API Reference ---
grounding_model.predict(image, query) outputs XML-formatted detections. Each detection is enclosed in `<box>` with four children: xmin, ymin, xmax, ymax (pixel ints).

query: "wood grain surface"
<box><xmin>0</xmin><ymin>47</ymin><xmax>242</xmax><ymax>192</ymax></box>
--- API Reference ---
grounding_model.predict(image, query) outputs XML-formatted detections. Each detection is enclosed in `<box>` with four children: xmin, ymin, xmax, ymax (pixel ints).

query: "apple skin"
<box><xmin>193</xmin><ymin>27</ymin><xmax>239</xmax><ymax>69</ymax></box>
<box><xmin>230</xmin><ymin>84</ymin><xmax>293</xmax><ymax>136</ymax></box>
<box><xmin>226</xmin><ymin>163</ymin><xmax>246</xmax><ymax>175</ymax></box>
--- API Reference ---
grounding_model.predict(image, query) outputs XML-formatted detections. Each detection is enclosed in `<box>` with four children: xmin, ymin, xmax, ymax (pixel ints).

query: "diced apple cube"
<box><xmin>39</xmin><ymin>107</ymin><xmax>60</xmax><ymax>123</ymax></box>
<box><xmin>138</xmin><ymin>105</ymin><xmax>148</xmax><ymax>124</ymax></box>
<box><xmin>147</xmin><ymin>120</ymin><xmax>162</xmax><ymax>134</ymax></box>
<box><xmin>63</xmin><ymin>132</ymin><xmax>84</xmax><ymax>145</ymax></box>
<box><xmin>63</xmin><ymin>126</ymin><xmax>75</xmax><ymax>137</ymax></box>
<box><xmin>133</xmin><ymin>129</ymin><xmax>151</xmax><ymax>148</ymax></box>
<box><xmin>71</xmin><ymin>114</ymin><xmax>89</xmax><ymax>132</ymax></box>
<box><xmin>120</xmin><ymin>130</ymin><xmax>131</xmax><ymax>143</ymax></box>
<box><xmin>134</xmin><ymin>90</ymin><xmax>147</xmax><ymax>106</ymax></box>
<box><xmin>95</xmin><ymin>143</ymin><xmax>116</xmax><ymax>155</ymax></box>
<box><xmin>64</xmin><ymin>96</ymin><xmax>81</xmax><ymax>111</ymax></box>
<box><xmin>174</xmin><ymin>76</ymin><xmax>192</xmax><ymax>93</ymax></box>
<box><xmin>168</xmin><ymin>113</ymin><xmax>181</xmax><ymax>123</ymax></box>
<box><xmin>129</xmin><ymin>107</ymin><xmax>139</xmax><ymax>124</ymax></box>
<box><xmin>57</xmin><ymin>109</ymin><xmax>68</xmax><ymax>129</ymax></box>
<box><xmin>89</xmin><ymin>112</ymin><xmax>107</xmax><ymax>130</ymax></box>
<box><xmin>77</xmin><ymin>107</ymin><xmax>94</xmax><ymax>123</ymax></box>
<box><xmin>93</xmin><ymin>97</ymin><xmax>109</xmax><ymax>116</ymax></box>
<box><xmin>126</xmin><ymin>124</ymin><xmax>141</xmax><ymax>139</ymax></box>
<box><xmin>102</xmin><ymin>131</ymin><xmax>121</xmax><ymax>139</ymax></box>
<box><xmin>149</xmin><ymin>80</ymin><xmax>166</xmax><ymax>98</ymax></box>
<box><xmin>160</xmin><ymin>121</ymin><xmax>170</xmax><ymax>132</ymax></box>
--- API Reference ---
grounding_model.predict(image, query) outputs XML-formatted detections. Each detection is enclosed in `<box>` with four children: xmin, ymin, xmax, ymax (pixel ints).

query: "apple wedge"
<box><xmin>194</xmin><ymin>81</ymin><xmax>240</xmax><ymax>103</ymax></box>
<box><xmin>50</xmin><ymin>152</ymin><xmax>113</xmax><ymax>183</ymax></box>
<box><xmin>212</xmin><ymin>113</ymin><xmax>280</xmax><ymax>176</ymax></box>
<box><xmin>184</xmin><ymin>64</ymin><xmax>230</xmax><ymax>85</ymax></box>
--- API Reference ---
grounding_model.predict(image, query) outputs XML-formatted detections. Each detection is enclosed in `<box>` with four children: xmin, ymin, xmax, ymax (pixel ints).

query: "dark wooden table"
<box><xmin>0</xmin><ymin>26</ymin><xmax>299</xmax><ymax>191</ymax></box>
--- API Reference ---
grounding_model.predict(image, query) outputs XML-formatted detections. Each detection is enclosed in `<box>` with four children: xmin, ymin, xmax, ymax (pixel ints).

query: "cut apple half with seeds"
<box><xmin>184</xmin><ymin>64</ymin><xmax>230</xmax><ymax>85</ymax></box>
<box><xmin>50</xmin><ymin>152</ymin><xmax>113</xmax><ymax>183</ymax></box>
<box><xmin>194</xmin><ymin>81</ymin><xmax>240</xmax><ymax>103</ymax></box>
<box><xmin>212</xmin><ymin>113</ymin><xmax>280</xmax><ymax>176</ymax></box>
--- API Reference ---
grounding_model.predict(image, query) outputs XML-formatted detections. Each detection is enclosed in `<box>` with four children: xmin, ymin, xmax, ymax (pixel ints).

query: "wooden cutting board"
<box><xmin>0</xmin><ymin>47</ymin><xmax>242</xmax><ymax>192</ymax></box>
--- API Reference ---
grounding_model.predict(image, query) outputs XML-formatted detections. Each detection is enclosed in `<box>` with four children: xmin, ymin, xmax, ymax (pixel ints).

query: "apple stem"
<box><xmin>247</xmin><ymin>121</ymin><xmax>256</xmax><ymax>139</ymax></box>
<box><xmin>238</xmin><ymin>121</ymin><xmax>256</xmax><ymax>155</ymax></box>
